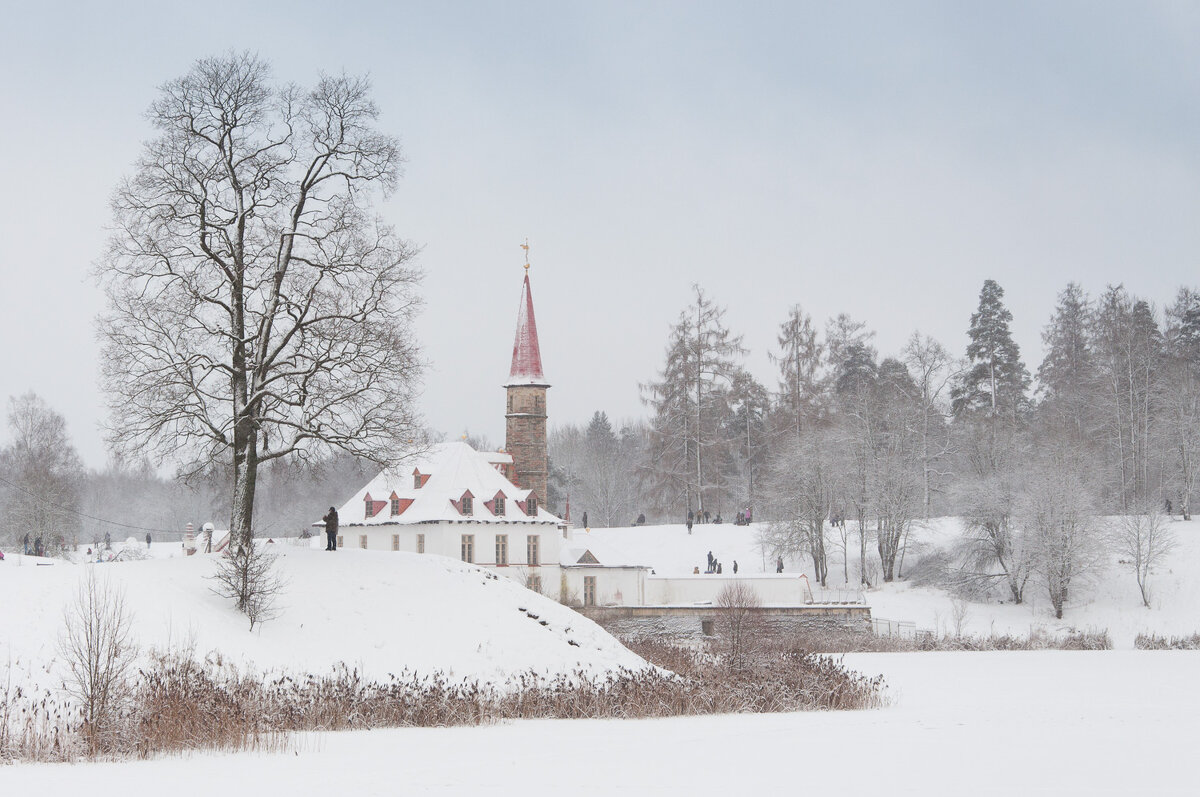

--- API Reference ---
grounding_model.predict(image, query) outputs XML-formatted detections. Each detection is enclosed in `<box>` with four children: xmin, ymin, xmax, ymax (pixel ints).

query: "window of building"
<box><xmin>526</xmin><ymin>535</ymin><xmax>540</xmax><ymax>567</ymax></box>
<box><xmin>461</xmin><ymin>496</ymin><xmax>473</xmax><ymax>515</ymax></box>
<box><xmin>336</xmin><ymin>535</ymin><xmax>344</xmax><ymax>549</ymax></box>
<box><xmin>417</xmin><ymin>533</ymin><xmax>425</xmax><ymax>554</ymax></box>
<box><xmin>392</xmin><ymin>534</ymin><xmax>400</xmax><ymax>551</ymax></box>
<box><xmin>414</xmin><ymin>473</ymin><xmax>421</xmax><ymax>489</ymax></box>
<box><xmin>526</xmin><ymin>497</ymin><xmax>538</xmax><ymax>515</ymax></box>
<box><xmin>359</xmin><ymin>534</ymin><xmax>368</xmax><ymax>549</ymax></box>
<box><xmin>495</xmin><ymin>534</ymin><xmax>508</xmax><ymax>566</ymax></box>
<box><xmin>391</xmin><ymin>497</ymin><xmax>400</xmax><ymax>516</ymax></box>
<box><xmin>461</xmin><ymin>534</ymin><xmax>474</xmax><ymax>563</ymax></box>
<box><xmin>583</xmin><ymin>576</ymin><xmax>596</xmax><ymax>607</ymax></box>
<box><xmin>494</xmin><ymin>496</ymin><xmax>505</xmax><ymax>516</ymax></box>
<box><xmin>527</xmin><ymin>573</ymin><xmax>542</xmax><ymax>594</ymax></box>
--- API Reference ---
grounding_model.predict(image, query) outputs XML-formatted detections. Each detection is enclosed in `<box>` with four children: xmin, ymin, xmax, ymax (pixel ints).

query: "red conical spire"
<box><xmin>507</xmin><ymin>270</ymin><xmax>547</xmax><ymax>385</ymax></box>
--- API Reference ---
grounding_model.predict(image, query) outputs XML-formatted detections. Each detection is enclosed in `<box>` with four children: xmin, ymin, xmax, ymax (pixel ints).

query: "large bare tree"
<box><xmin>97</xmin><ymin>53</ymin><xmax>423</xmax><ymax>551</ymax></box>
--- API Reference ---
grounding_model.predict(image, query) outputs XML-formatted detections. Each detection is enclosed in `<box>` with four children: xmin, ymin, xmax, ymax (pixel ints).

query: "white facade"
<box><xmin>325</xmin><ymin>441</ymin><xmax>565</xmax><ymax>595</ymax></box>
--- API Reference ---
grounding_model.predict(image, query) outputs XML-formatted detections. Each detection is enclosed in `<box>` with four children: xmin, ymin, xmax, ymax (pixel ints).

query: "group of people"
<box><xmin>732</xmin><ymin>507</ymin><xmax>754</xmax><ymax>526</ymax></box>
<box><xmin>685</xmin><ymin>508</ymin><xmax>728</xmax><ymax>532</ymax></box>
<box><xmin>693</xmin><ymin>550</ymin><xmax>738</xmax><ymax>575</ymax></box>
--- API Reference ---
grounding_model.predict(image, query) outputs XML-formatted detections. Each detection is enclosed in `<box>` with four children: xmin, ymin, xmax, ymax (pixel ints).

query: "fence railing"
<box><xmin>870</xmin><ymin>617</ymin><xmax>935</xmax><ymax>639</ymax></box>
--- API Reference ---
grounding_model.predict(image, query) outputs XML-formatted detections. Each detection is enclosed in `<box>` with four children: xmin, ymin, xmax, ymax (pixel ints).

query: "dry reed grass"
<box><xmin>1</xmin><ymin>640</ymin><xmax>886</xmax><ymax>763</ymax></box>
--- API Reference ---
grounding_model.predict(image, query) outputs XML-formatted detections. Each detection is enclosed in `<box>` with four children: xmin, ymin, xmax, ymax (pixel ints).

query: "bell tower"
<box><xmin>505</xmin><ymin>242</ymin><xmax>549</xmax><ymax>505</ymax></box>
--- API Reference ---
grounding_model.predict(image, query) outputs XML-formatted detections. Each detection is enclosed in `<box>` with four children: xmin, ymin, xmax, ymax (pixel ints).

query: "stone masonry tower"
<box><xmin>505</xmin><ymin>253</ymin><xmax>549</xmax><ymax>505</ymax></box>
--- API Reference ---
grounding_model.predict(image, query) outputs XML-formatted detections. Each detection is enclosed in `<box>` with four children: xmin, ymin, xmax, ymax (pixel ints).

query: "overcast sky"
<box><xmin>1</xmin><ymin>1</ymin><xmax>1197</xmax><ymax>467</ymax></box>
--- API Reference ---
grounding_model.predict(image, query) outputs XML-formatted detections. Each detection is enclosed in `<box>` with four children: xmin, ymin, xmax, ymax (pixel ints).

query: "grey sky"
<box><xmin>1</xmin><ymin>1</ymin><xmax>1197</xmax><ymax>467</ymax></box>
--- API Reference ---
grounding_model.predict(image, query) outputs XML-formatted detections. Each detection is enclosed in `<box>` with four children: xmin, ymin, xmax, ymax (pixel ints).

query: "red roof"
<box><xmin>507</xmin><ymin>273</ymin><xmax>547</xmax><ymax>385</ymax></box>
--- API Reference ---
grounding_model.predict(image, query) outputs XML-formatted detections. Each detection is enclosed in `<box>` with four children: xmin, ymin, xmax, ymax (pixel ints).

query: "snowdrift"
<box><xmin>0</xmin><ymin>543</ymin><xmax>649</xmax><ymax>694</ymax></box>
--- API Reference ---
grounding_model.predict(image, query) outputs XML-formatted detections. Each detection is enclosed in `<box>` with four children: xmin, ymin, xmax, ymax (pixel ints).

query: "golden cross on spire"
<box><xmin>521</xmin><ymin>238</ymin><xmax>530</xmax><ymax>271</ymax></box>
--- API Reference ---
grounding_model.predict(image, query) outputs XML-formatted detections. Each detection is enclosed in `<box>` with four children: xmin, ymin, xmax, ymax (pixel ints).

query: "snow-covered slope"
<box><xmin>0</xmin><ymin>543</ymin><xmax>648</xmax><ymax>693</ymax></box>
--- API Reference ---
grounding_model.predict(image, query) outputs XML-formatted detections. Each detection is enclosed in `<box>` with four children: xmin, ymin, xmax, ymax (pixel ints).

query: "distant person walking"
<box><xmin>104</xmin><ymin>531</ymin><xmax>112</xmax><ymax>551</ymax></box>
<box><xmin>23</xmin><ymin>532</ymin><xmax>30</xmax><ymax>555</ymax></box>
<box><xmin>733</xmin><ymin>560</ymin><xmax>738</xmax><ymax>574</ymax></box>
<box><xmin>145</xmin><ymin>532</ymin><xmax>151</xmax><ymax>548</ymax></box>
<box><xmin>322</xmin><ymin>506</ymin><xmax>339</xmax><ymax>551</ymax></box>
<box><xmin>776</xmin><ymin>556</ymin><xmax>784</xmax><ymax>574</ymax></box>
<box><xmin>582</xmin><ymin>511</ymin><xmax>589</xmax><ymax>529</ymax></box>
<box><xmin>687</xmin><ymin>509</ymin><xmax>694</xmax><ymax>534</ymax></box>
<box><xmin>35</xmin><ymin>536</ymin><xmax>44</xmax><ymax>557</ymax></box>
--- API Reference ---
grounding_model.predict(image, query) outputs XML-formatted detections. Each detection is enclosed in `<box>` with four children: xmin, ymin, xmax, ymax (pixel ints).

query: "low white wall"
<box><xmin>645</xmin><ymin>574</ymin><xmax>811</xmax><ymax>606</ymax></box>
<box><xmin>562</xmin><ymin>566</ymin><xmax>646</xmax><ymax>607</ymax></box>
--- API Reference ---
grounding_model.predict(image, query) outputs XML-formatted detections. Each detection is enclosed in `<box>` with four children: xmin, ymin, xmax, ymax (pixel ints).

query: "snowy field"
<box><xmin>581</xmin><ymin>517</ymin><xmax>1200</xmax><ymax>646</ymax></box>
<box><xmin>5</xmin><ymin>650</ymin><xmax>1196</xmax><ymax>795</ymax></box>
<box><xmin>4</xmin><ymin>519</ymin><xmax>1199</xmax><ymax>787</ymax></box>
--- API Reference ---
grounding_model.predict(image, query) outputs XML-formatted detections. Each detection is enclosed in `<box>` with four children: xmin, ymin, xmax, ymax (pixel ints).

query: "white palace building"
<box><xmin>323</xmin><ymin>260</ymin><xmax>816</xmax><ymax>610</ymax></box>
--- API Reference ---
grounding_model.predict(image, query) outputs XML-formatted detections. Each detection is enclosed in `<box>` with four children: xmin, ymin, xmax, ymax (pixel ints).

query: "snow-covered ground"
<box><xmin>4</xmin><ymin>650</ymin><xmax>1196</xmax><ymax>794</ymax></box>
<box><xmin>0</xmin><ymin>542</ymin><xmax>647</xmax><ymax>697</ymax></box>
<box><xmin>580</xmin><ymin>517</ymin><xmax>1200</xmax><ymax>646</ymax></box>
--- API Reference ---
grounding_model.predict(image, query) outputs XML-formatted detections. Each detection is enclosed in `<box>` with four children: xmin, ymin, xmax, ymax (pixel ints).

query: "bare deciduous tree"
<box><xmin>714</xmin><ymin>580</ymin><xmax>762</xmax><ymax>666</ymax></box>
<box><xmin>1021</xmin><ymin>463</ymin><xmax>1104</xmax><ymax>619</ymax></box>
<box><xmin>59</xmin><ymin>571</ymin><xmax>137</xmax><ymax>751</ymax></box>
<box><xmin>759</xmin><ymin>431</ymin><xmax>833</xmax><ymax>585</ymax></box>
<box><xmin>97</xmin><ymin>53</ymin><xmax>424</xmax><ymax>559</ymax></box>
<box><xmin>0</xmin><ymin>393</ymin><xmax>84</xmax><ymax>550</ymax></box>
<box><xmin>1111</xmin><ymin>509</ymin><xmax>1175</xmax><ymax>608</ymax></box>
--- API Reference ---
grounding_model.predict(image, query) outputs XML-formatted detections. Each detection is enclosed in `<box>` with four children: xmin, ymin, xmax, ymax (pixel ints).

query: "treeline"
<box><xmin>0</xmin><ymin>393</ymin><xmax>373</xmax><ymax>552</ymax></box>
<box><xmin>549</xmin><ymin>280</ymin><xmax>1199</xmax><ymax>598</ymax></box>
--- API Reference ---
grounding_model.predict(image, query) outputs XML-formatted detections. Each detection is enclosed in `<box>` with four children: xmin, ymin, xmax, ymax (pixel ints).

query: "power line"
<box><xmin>0</xmin><ymin>473</ymin><xmax>187</xmax><ymax>535</ymax></box>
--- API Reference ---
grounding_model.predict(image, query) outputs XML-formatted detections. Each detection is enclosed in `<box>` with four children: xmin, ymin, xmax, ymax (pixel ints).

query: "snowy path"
<box><xmin>7</xmin><ymin>650</ymin><xmax>1197</xmax><ymax>795</ymax></box>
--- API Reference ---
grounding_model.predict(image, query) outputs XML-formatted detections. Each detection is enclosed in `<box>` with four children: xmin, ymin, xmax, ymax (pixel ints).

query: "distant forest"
<box><xmin>547</xmin><ymin>280</ymin><xmax>1199</xmax><ymax>532</ymax></box>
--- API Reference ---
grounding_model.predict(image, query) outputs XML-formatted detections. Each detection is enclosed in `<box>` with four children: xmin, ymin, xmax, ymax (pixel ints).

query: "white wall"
<box><xmin>645</xmin><ymin>574</ymin><xmax>812</xmax><ymax>606</ymax></box>
<box><xmin>562</xmin><ymin>566</ymin><xmax>647</xmax><ymax>607</ymax></box>
<box><xmin>335</xmin><ymin>522</ymin><xmax>563</xmax><ymax>597</ymax></box>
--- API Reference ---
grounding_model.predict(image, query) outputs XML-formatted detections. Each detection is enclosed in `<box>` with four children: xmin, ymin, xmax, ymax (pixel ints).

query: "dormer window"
<box><xmin>461</xmin><ymin>495</ymin><xmax>473</xmax><ymax>515</ymax></box>
<box><xmin>526</xmin><ymin>497</ymin><xmax>538</xmax><ymax>515</ymax></box>
<box><xmin>413</xmin><ymin>470</ymin><xmax>423</xmax><ymax>489</ymax></box>
<box><xmin>391</xmin><ymin>497</ymin><xmax>400</xmax><ymax>516</ymax></box>
<box><xmin>494</xmin><ymin>496</ymin><xmax>505</xmax><ymax>516</ymax></box>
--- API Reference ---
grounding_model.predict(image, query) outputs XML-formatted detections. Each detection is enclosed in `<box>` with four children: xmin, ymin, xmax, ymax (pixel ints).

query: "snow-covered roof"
<box><xmin>559</xmin><ymin>535</ymin><xmax>648</xmax><ymax>568</ymax></box>
<box><xmin>330</xmin><ymin>441</ymin><xmax>560</xmax><ymax>527</ymax></box>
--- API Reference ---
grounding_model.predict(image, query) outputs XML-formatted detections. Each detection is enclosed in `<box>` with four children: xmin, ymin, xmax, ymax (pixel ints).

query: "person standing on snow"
<box><xmin>322</xmin><ymin>506</ymin><xmax>339</xmax><ymax>551</ymax></box>
<box><xmin>145</xmin><ymin>532</ymin><xmax>151</xmax><ymax>548</ymax></box>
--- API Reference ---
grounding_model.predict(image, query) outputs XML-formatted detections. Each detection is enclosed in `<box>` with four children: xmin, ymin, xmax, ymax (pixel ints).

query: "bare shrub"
<box><xmin>210</xmin><ymin>541</ymin><xmax>286</xmax><ymax>630</ymax></box>
<box><xmin>950</xmin><ymin>598</ymin><xmax>971</xmax><ymax>637</ymax></box>
<box><xmin>58</xmin><ymin>570</ymin><xmax>138</xmax><ymax>753</ymax></box>
<box><xmin>714</xmin><ymin>581</ymin><xmax>763</xmax><ymax>666</ymax></box>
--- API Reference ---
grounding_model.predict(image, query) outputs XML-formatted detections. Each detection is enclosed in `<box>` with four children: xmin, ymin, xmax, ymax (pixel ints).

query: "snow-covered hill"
<box><xmin>0</xmin><ymin>542</ymin><xmax>648</xmax><ymax>694</ymax></box>
<box><xmin>577</xmin><ymin>517</ymin><xmax>1200</xmax><ymax>647</ymax></box>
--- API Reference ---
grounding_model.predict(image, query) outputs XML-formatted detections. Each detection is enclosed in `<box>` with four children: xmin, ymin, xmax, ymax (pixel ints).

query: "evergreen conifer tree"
<box><xmin>952</xmin><ymin>279</ymin><xmax>1031</xmax><ymax>422</ymax></box>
